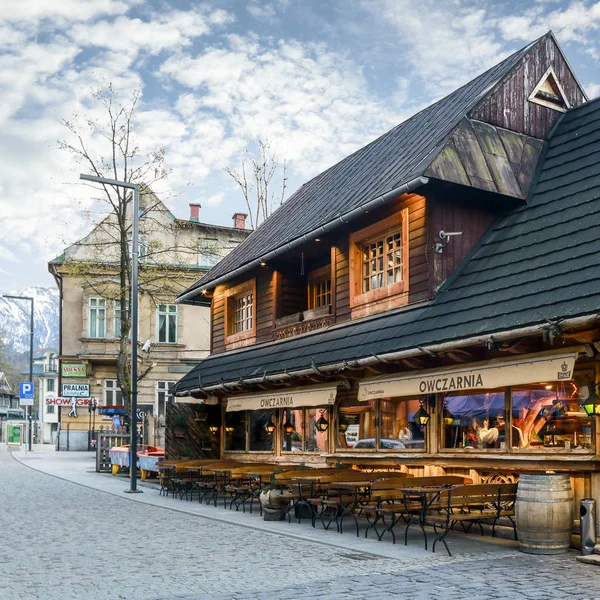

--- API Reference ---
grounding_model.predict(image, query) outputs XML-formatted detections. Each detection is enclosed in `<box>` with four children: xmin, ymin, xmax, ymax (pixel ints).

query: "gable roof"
<box><xmin>174</xmin><ymin>94</ymin><xmax>600</xmax><ymax>395</ymax></box>
<box><xmin>179</xmin><ymin>34</ymin><xmax>553</xmax><ymax>302</ymax></box>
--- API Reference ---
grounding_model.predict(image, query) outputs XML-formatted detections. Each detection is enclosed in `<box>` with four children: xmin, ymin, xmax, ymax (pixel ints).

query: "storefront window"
<box><xmin>511</xmin><ymin>373</ymin><xmax>593</xmax><ymax>451</ymax></box>
<box><xmin>224</xmin><ymin>411</ymin><xmax>246</xmax><ymax>451</ymax></box>
<box><xmin>379</xmin><ymin>398</ymin><xmax>425</xmax><ymax>450</ymax></box>
<box><xmin>249</xmin><ymin>409</ymin><xmax>274</xmax><ymax>451</ymax></box>
<box><xmin>336</xmin><ymin>398</ymin><xmax>376</xmax><ymax>450</ymax></box>
<box><xmin>281</xmin><ymin>408</ymin><xmax>329</xmax><ymax>453</ymax></box>
<box><xmin>442</xmin><ymin>390</ymin><xmax>506</xmax><ymax>450</ymax></box>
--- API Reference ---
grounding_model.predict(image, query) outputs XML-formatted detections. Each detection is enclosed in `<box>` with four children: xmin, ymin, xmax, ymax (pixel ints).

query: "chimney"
<box><xmin>232</xmin><ymin>212</ymin><xmax>247</xmax><ymax>230</ymax></box>
<box><xmin>189</xmin><ymin>203</ymin><xmax>201</xmax><ymax>222</ymax></box>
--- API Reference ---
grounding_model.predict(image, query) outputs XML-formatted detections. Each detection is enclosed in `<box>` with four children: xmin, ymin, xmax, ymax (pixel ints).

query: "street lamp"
<box><xmin>2</xmin><ymin>295</ymin><xmax>34</xmax><ymax>451</ymax></box>
<box><xmin>80</xmin><ymin>173</ymin><xmax>141</xmax><ymax>494</ymax></box>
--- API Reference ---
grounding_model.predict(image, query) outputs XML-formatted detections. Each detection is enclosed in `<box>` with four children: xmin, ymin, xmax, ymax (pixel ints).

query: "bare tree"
<box><xmin>225</xmin><ymin>138</ymin><xmax>287</xmax><ymax>229</ymax></box>
<box><xmin>58</xmin><ymin>84</ymin><xmax>205</xmax><ymax>423</ymax></box>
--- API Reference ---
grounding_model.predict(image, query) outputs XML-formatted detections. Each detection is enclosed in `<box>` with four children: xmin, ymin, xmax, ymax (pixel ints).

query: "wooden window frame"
<box><xmin>224</xmin><ymin>279</ymin><xmax>257</xmax><ymax>349</ymax></box>
<box><xmin>349</xmin><ymin>210</ymin><xmax>409</xmax><ymax>310</ymax></box>
<box><xmin>307</xmin><ymin>265</ymin><xmax>333</xmax><ymax>310</ymax></box>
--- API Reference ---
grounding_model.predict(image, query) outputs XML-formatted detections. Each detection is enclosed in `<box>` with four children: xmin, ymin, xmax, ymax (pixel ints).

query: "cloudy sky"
<box><xmin>1</xmin><ymin>0</ymin><xmax>600</xmax><ymax>293</ymax></box>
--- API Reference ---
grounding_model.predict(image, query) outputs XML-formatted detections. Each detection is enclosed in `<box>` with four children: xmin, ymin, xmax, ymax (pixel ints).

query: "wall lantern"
<box><xmin>283</xmin><ymin>419</ymin><xmax>295</xmax><ymax>434</ymax></box>
<box><xmin>209</xmin><ymin>425</ymin><xmax>219</xmax><ymax>435</ymax></box>
<box><xmin>581</xmin><ymin>385</ymin><xmax>600</xmax><ymax>417</ymax></box>
<box><xmin>315</xmin><ymin>409</ymin><xmax>329</xmax><ymax>433</ymax></box>
<box><xmin>414</xmin><ymin>402</ymin><xmax>431</xmax><ymax>428</ymax></box>
<box><xmin>338</xmin><ymin>420</ymin><xmax>348</xmax><ymax>433</ymax></box>
<box><xmin>265</xmin><ymin>416</ymin><xmax>276</xmax><ymax>433</ymax></box>
<box><xmin>225</xmin><ymin>426</ymin><xmax>235</xmax><ymax>434</ymax></box>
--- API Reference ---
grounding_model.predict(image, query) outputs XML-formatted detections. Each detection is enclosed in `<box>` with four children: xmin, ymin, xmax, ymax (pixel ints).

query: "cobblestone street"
<box><xmin>2</xmin><ymin>449</ymin><xmax>600</xmax><ymax>600</ymax></box>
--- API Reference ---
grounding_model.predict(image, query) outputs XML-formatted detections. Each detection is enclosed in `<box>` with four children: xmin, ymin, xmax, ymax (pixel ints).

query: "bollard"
<box><xmin>580</xmin><ymin>498</ymin><xmax>596</xmax><ymax>556</ymax></box>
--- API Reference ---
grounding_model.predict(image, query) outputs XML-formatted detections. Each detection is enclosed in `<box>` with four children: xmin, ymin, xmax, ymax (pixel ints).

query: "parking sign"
<box><xmin>19</xmin><ymin>382</ymin><xmax>34</xmax><ymax>406</ymax></box>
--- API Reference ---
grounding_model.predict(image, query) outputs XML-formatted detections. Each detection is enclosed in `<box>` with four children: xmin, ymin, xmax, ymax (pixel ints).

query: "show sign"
<box><xmin>61</xmin><ymin>364</ymin><xmax>87</xmax><ymax>378</ymax></box>
<box><xmin>61</xmin><ymin>383</ymin><xmax>90</xmax><ymax>398</ymax></box>
<box><xmin>45</xmin><ymin>397</ymin><xmax>98</xmax><ymax>406</ymax></box>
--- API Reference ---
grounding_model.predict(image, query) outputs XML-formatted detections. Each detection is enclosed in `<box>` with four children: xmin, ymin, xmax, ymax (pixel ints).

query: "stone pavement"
<box><xmin>2</xmin><ymin>448</ymin><xmax>600</xmax><ymax>600</ymax></box>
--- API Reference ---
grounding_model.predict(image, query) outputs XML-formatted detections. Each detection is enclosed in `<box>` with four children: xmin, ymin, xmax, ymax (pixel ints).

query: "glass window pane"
<box><xmin>303</xmin><ymin>408</ymin><xmax>328</xmax><ymax>452</ymax></box>
<box><xmin>511</xmin><ymin>373</ymin><xmax>593</xmax><ymax>451</ymax></box>
<box><xmin>281</xmin><ymin>409</ymin><xmax>303</xmax><ymax>452</ymax></box>
<box><xmin>442</xmin><ymin>390</ymin><xmax>506</xmax><ymax>449</ymax></box>
<box><xmin>158</xmin><ymin>314</ymin><xmax>166</xmax><ymax>342</ymax></box>
<box><xmin>249</xmin><ymin>410</ymin><xmax>274</xmax><ymax>451</ymax></box>
<box><xmin>168</xmin><ymin>314</ymin><xmax>176</xmax><ymax>343</ymax></box>
<box><xmin>224</xmin><ymin>411</ymin><xmax>247</xmax><ymax>451</ymax></box>
<box><xmin>379</xmin><ymin>398</ymin><xmax>425</xmax><ymax>450</ymax></box>
<box><xmin>336</xmin><ymin>398</ymin><xmax>376</xmax><ymax>450</ymax></box>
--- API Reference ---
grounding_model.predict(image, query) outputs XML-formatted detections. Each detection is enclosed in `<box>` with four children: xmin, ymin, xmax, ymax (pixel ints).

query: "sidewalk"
<box><xmin>11</xmin><ymin>447</ymin><xmax>520</xmax><ymax>562</ymax></box>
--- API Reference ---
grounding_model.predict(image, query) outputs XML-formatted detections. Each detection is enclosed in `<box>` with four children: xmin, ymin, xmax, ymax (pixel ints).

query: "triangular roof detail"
<box><xmin>181</xmin><ymin>35</ymin><xmax>553</xmax><ymax>300</ymax></box>
<box><xmin>528</xmin><ymin>66</ymin><xmax>570</xmax><ymax>112</ymax></box>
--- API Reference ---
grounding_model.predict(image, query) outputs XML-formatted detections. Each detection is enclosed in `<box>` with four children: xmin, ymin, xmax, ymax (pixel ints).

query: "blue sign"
<box><xmin>19</xmin><ymin>382</ymin><xmax>34</xmax><ymax>400</ymax></box>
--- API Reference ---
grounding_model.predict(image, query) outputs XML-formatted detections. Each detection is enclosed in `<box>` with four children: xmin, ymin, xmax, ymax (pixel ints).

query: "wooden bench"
<box><xmin>429</xmin><ymin>483</ymin><xmax>518</xmax><ymax>556</ymax></box>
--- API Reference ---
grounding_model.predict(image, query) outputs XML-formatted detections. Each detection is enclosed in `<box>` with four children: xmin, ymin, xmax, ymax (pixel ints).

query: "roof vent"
<box><xmin>528</xmin><ymin>66</ymin><xmax>569</xmax><ymax>112</ymax></box>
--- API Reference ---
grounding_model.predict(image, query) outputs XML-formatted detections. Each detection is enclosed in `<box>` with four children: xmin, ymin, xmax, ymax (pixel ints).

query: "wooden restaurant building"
<box><xmin>172</xmin><ymin>32</ymin><xmax>600</xmax><ymax>534</ymax></box>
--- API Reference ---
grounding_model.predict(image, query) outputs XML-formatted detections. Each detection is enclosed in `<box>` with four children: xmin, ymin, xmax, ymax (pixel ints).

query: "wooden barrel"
<box><xmin>516</xmin><ymin>473</ymin><xmax>573</xmax><ymax>554</ymax></box>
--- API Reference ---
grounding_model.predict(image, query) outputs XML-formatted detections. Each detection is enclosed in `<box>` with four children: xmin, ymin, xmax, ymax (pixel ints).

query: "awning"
<box><xmin>358</xmin><ymin>351</ymin><xmax>578</xmax><ymax>400</ymax></box>
<box><xmin>226</xmin><ymin>382</ymin><xmax>339</xmax><ymax>412</ymax></box>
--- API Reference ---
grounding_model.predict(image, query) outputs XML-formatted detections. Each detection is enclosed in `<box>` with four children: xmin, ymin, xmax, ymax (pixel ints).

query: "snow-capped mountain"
<box><xmin>0</xmin><ymin>287</ymin><xmax>59</xmax><ymax>353</ymax></box>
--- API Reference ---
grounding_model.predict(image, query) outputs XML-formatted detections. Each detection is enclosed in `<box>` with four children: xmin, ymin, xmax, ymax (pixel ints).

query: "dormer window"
<box><xmin>362</xmin><ymin>231</ymin><xmax>403</xmax><ymax>293</ymax></box>
<box><xmin>224</xmin><ymin>279</ymin><xmax>257</xmax><ymax>349</ymax></box>
<box><xmin>349</xmin><ymin>210</ymin><xmax>409</xmax><ymax>313</ymax></box>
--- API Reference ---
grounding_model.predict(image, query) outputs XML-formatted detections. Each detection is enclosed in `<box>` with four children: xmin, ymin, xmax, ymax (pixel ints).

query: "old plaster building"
<box><xmin>49</xmin><ymin>194</ymin><xmax>250</xmax><ymax>450</ymax></box>
<box><xmin>172</xmin><ymin>32</ymin><xmax>600</xmax><ymax>542</ymax></box>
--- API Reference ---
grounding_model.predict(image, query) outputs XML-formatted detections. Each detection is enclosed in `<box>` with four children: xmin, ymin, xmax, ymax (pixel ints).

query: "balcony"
<box><xmin>274</xmin><ymin>306</ymin><xmax>333</xmax><ymax>340</ymax></box>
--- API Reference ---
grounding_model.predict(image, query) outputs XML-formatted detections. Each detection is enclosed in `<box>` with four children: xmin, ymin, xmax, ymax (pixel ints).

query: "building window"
<box><xmin>308</xmin><ymin>265</ymin><xmax>332</xmax><ymax>310</ymax></box>
<box><xmin>104</xmin><ymin>380</ymin><xmax>122</xmax><ymax>407</ymax></box>
<box><xmin>441</xmin><ymin>371</ymin><xmax>594</xmax><ymax>452</ymax></box>
<box><xmin>362</xmin><ymin>231</ymin><xmax>403</xmax><ymax>293</ymax></box>
<box><xmin>114</xmin><ymin>300</ymin><xmax>123</xmax><ymax>338</ymax></box>
<box><xmin>46</xmin><ymin>404</ymin><xmax>55</xmax><ymax>414</ymax></box>
<box><xmin>88</xmin><ymin>298</ymin><xmax>106</xmax><ymax>338</ymax></box>
<box><xmin>198</xmin><ymin>238</ymin><xmax>219</xmax><ymax>267</ymax></box>
<box><xmin>224</xmin><ymin>280</ymin><xmax>257</xmax><ymax>348</ymax></box>
<box><xmin>47</xmin><ymin>379</ymin><xmax>55</xmax><ymax>392</ymax></box>
<box><xmin>379</xmin><ymin>398</ymin><xmax>424</xmax><ymax>450</ymax></box>
<box><xmin>335</xmin><ymin>397</ymin><xmax>377</xmax><ymax>450</ymax></box>
<box><xmin>156</xmin><ymin>381</ymin><xmax>175</xmax><ymax>422</ymax></box>
<box><xmin>281</xmin><ymin>408</ymin><xmax>329</xmax><ymax>453</ymax></box>
<box><xmin>224</xmin><ymin>411</ymin><xmax>247</xmax><ymax>451</ymax></box>
<box><xmin>349</xmin><ymin>210</ymin><xmax>409</xmax><ymax>311</ymax></box>
<box><xmin>232</xmin><ymin>293</ymin><xmax>254</xmax><ymax>334</ymax></box>
<box><xmin>48</xmin><ymin>357</ymin><xmax>57</xmax><ymax>372</ymax></box>
<box><xmin>157</xmin><ymin>304</ymin><xmax>177</xmax><ymax>344</ymax></box>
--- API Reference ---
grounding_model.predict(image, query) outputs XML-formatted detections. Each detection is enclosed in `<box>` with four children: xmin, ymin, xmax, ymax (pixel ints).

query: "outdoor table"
<box><xmin>397</xmin><ymin>485</ymin><xmax>451</xmax><ymax>550</ymax></box>
<box><xmin>287</xmin><ymin>475</ymin><xmax>329</xmax><ymax>523</ymax></box>
<box><xmin>316</xmin><ymin>480</ymin><xmax>375</xmax><ymax>535</ymax></box>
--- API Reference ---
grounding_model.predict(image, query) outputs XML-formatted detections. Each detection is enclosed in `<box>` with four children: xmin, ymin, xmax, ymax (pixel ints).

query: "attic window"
<box><xmin>528</xmin><ymin>67</ymin><xmax>570</xmax><ymax>112</ymax></box>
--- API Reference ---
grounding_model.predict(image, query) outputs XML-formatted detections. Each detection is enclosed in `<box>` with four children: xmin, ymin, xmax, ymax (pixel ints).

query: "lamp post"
<box><xmin>3</xmin><ymin>294</ymin><xmax>34</xmax><ymax>451</ymax></box>
<box><xmin>79</xmin><ymin>173</ymin><xmax>141</xmax><ymax>494</ymax></box>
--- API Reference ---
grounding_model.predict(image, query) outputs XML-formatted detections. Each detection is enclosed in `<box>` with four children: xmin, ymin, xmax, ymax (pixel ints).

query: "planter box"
<box><xmin>303</xmin><ymin>305</ymin><xmax>331</xmax><ymax>321</ymax></box>
<box><xmin>275</xmin><ymin>312</ymin><xmax>303</xmax><ymax>327</ymax></box>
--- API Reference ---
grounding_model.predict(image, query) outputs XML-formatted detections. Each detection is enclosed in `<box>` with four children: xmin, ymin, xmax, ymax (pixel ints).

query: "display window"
<box><xmin>335</xmin><ymin>398</ymin><xmax>376</xmax><ymax>450</ymax></box>
<box><xmin>379</xmin><ymin>398</ymin><xmax>425</xmax><ymax>450</ymax></box>
<box><xmin>224</xmin><ymin>409</ymin><xmax>274</xmax><ymax>452</ymax></box>
<box><xmin>281</xmin><ymin>407</ymin><xmax>329</xmax><ymax>453</ymax></box>
<box><xmin>440</xmin><ymin>372</ymin><xmax>594</xmax><ymax>453</ymax></box>
<box><xmin>224</xmin><ymin>411</ymin><xmax>246</xmax><ymax>451</ymax></box>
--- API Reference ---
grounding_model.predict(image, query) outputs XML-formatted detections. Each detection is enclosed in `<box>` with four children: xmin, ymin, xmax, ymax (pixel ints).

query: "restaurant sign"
<box><xmin>358</xmin><ymin>352</ymin><xmax>577</xmax><ymax>400</ymax></box>
<box><xmin>226</xmin><ymin>382</ymin><xmax>338</xmax><ymax>412</ymax></box>
<box><xmin>61</xmin><ymin>363</ymin><xmax>87</xmax><ymax>378</ymax></box>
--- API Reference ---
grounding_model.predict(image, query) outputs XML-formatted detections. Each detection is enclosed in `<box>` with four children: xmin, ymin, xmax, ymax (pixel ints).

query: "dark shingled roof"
<box><xmin>174</xmin><ymin>94</ymin><xmax>600</xmax><ymax>394</ymax></box>
<box><xmin>180</xmin><ymin>36</ymin><xmax>544</xmax><ymax>300</ymax></box>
